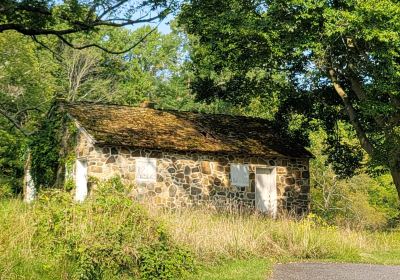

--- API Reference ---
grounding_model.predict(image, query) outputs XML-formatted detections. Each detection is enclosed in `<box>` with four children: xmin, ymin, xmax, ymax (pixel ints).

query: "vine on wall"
<box><xmin>30</xmin><ymin>104</ymin><xmax>78</xmax><ymax>189</ymax></box>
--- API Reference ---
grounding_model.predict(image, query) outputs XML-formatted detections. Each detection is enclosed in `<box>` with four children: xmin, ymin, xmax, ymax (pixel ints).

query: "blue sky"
<box><xmin>158</xmin><ymin>15</ymin><xmax>173</xmax><ymax>34</ymax></box>
<box><xmin>125</xmin><ymin>12</ymin><xmax>174</xmax><ymax>34</ymax></box>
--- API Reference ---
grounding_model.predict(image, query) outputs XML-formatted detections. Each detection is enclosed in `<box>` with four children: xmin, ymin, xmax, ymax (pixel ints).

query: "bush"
<box><xmin>139</xmin><ymin>231</ymin><xmax>196</xmax><ymax>280</ymax></box>
<box><xmin>309</xmin><ymin>129</ymin><xmax>399</xmax><ymax>230</ymax></box>
<box><xmin>0</xmin><ymin>180</ymin><xmax>14</xmax><ymax>199</ymax></box>
<box><xmin>29</xmin><ymin>179</ymin><xmax>195</xmax><ymax>279</ymax></box>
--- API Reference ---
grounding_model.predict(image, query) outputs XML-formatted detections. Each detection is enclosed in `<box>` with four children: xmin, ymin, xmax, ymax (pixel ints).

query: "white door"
<box><xmin>75</xmin><ymin>159</ymin><xmax>88</xmax><ymax>202</ymax></box>
<box><xmin>255</xmin><ymin>167</ymin><xmax>277</xmax><ymax>217</ymax></box>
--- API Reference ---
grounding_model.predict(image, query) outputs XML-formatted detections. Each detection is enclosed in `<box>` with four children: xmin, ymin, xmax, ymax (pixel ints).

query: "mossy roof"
<box><xmin>63</xmin><ymin>102</ymin><xmax>313</xmax><ymax>158</ymax></box>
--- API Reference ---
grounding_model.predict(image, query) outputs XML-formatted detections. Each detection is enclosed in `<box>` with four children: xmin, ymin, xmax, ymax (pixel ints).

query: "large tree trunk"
<box><xmin>328</xmin><ymin>68</ymin><xmax>400</xmax><ymax>201</ymax></box>
<box><xmin>390</xmin><ymin>165</ymin><xmax>400</xmax><ymax>200</ymax></box>
<box><xmin>328</xmin><ymin>69</ymin><xmax>374</xmax><ymax>154</ymax></box>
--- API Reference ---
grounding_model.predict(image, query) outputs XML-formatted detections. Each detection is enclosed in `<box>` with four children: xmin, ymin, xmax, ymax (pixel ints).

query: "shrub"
<box><xmin>139</xmin><ymin>229</ymin><xmax>196</xmax><ymax>280</ymax></box>
<box><xmin>31</xmin><ymin>179</ymin><xmax>195</xmax><ymax>279</ymax></box>
<box><xmin>309</xmin><ymin>129</ymin><xmax>400</xmax><ymax>230</ymax></box>
<box><xmin>0</xmin><ymin>180</ymin><xmax>14</xmax><ymax>199</ymax></box>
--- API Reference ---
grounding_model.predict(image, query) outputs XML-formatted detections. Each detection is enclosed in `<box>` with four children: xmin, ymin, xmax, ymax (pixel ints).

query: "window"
<box><xmin>230</xmin><ymin>163</ymin><xmax>249</xmax><ymax>187</ymax></box>
<box><xmin>136</xmin><ymin>158</ymin><xmax>157</xmax><ymax>183</ymax></box>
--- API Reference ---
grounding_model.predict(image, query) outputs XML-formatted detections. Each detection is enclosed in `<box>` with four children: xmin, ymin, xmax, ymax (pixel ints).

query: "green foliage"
<box><xmin>0</xmin><ymin>179</ymin><xmax>15</xmax><ymax>199</ymax></box>
<box><xmin>30</xmin><ymin>179</ymin><xmax>195</xmax><ymax>279</ymax></box>
<box><xmin>139</xmin><ymin>231</ymin><xmax>196</xmax><ymax>280</ymax></box>
<box><xmin>30</xmin><ymin>106</ymin><xmax>66</xmax><ymax>188</ymax></box>
<box><xmin>179</xmin><ymin>0</ymin><xmax>400</xmax><ymax>197</ymax></box>
<box><xmin>0</xmin><ymin>128</ymin><xmax>25</xmax><ymax>194</ymax></box>
<box><xmin>0</xmin><ymin>31</ymin><xmax>56</xmax><ymax>194</ymax></box>
<box><xmin>366</xmin><ymin>174</ymin><xmax>400</xmax><ymax>227</ymax></box>
<box><xmin>310</xmin><ymin>129</ymin><xmax>399</xmax><ymax>229</ymax></box>
<box><xmin>324</xmin><ymin>140</ymin><xmax>364</xmax><ymax>179</ymax></box>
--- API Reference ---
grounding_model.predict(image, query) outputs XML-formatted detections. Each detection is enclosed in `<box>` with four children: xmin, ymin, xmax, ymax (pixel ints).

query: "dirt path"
<box><xmin>271</xmin><ymin>263</ymin><xmax>400</xmax><ymax>280</ymax></box>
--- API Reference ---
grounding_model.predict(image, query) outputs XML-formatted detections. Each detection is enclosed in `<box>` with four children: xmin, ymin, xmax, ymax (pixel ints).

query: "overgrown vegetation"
<box><xmin>309</xmin><ymin>129</ymin><xmax>400</xmax><ymax>230</ymax></box>
<box><xmin>1</xmin><ymin>171</ymin><xmax>399</xmax><ymax>279</ymax></box>
<box><xmin>157</xmin><ymin>209</ymin><xmax>400</xmax><ymax>265</ymax></box>
<box><xmin>0</xmin><ymin>179</ymin><xmax>195</xmax><ymax>280</ymax></box>
<box><xmin>2</xmin><ymin>194</ymin><xmax>400</xmax><ymax>280</ymax></box>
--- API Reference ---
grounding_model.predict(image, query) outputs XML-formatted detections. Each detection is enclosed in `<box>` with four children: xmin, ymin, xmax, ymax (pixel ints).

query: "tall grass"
<box><xmin>0</xmin><ymin>186</ymin><xmax>195</xmax><ymax>280</ymax></box>
<box><xmin>1</xmin><ymin>198</ymin><xmax>400</xmax><ymax>279</ymax></box>
<box><xmin>156</xmin><ymin>209</ymin><xmax>400</xmax><ymax>265</ymax></box>
<box><xmin>0</xmin><ymin>199</ymin><xmax>41</xmax><ymax>279</ymax></box>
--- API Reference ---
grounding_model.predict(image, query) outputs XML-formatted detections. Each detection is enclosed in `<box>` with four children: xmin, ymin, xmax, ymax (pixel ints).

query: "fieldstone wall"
<box><xmin>75</xmin><ymin>131</ymin><xmax>310</xmax><ymax>215</ymax></box>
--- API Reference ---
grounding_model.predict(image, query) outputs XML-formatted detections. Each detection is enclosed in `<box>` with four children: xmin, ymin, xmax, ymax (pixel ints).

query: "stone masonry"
<box><xmin>75</xmin><ymin>131</ymin><xmax>310</xmax><ymax>215</ymax></box>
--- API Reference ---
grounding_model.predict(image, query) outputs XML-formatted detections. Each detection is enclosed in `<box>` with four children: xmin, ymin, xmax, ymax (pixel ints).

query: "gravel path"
<box><xmin>271</xmin><ymin>263</ymin><xmax>400</xmax><ymax>280</ymax></box>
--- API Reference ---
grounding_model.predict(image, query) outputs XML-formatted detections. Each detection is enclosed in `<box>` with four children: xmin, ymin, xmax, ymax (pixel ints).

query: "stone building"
<box><xmin>63</xmin><ymin>101</ymin><xmax>312</xmax><ymax>216</ymax></box>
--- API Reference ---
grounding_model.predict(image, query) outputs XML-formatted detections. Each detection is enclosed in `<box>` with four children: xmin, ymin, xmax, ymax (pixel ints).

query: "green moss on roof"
<box><xmin>62</xmin><ymin>102</ymin><xmax>313</xmax><ymax>158</ymax></box>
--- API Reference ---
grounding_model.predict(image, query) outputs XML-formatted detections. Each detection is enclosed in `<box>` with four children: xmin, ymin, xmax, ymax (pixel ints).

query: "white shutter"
<box><xmin>230</xmin><ymin>164</ymin><xmax>249</xmax><ymax>187</ymax></box>
<box><xmin>136</xmin><ymin>158</ymin><xmax>157</xmax><ymax>183</ymax></box>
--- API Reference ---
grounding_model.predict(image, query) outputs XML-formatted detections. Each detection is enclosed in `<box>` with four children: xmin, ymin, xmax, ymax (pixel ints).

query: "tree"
<box><xmin>0</xmin><ymin>25</ymin><xmax>197</xmax><ymax>192</ymax></box>
<box><xmin>178</xmin><ymin>0</ymin><xmax>400</xmax><ymax>199</ymax></box>
<box><xmin>0</xmin><ymin>31</ymin><xmax>57</xmax><ymax>194</ymax></box>
<box><xmin>0</xmin><ymin>0</ymin><xmax>178</xmax><ymax>53</ymax></box>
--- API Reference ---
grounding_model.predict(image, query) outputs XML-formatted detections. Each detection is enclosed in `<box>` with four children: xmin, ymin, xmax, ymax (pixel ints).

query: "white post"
<box><xmin>75</xmin><ymin>159</ymin><xmax>88</xmax><ymax>202</ymax></box>
<box><xmin>23</xmin><ymin>151</ymin><xmax>35</xmax><ymax>203</ymax></box>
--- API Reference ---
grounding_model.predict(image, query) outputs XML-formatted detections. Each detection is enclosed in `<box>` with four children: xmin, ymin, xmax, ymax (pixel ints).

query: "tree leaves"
<box><xmin>178</xmin><ymin>0</ymin><xmax>400</xmax><ymax>196</ymax></box>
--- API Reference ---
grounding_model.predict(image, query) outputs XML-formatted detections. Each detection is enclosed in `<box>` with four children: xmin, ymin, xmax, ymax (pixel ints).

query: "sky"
<box><xmin>158</xmin><ymin>15</ymin><xmax>174</xmax><ymax>34</ymax></box>
<box><xmin>125</xmin><ymin>12</ymin><xmax>174</xmax><ymax>34</ymax></box>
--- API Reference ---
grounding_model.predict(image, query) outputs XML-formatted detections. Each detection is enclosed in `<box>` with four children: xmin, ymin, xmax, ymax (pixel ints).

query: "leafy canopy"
<box><xmin>178</xmin><ymin>0</ymin><xmax>400</xmax><ymax>197</ymax></box>
<box><xmin>0</xmin><ymin>0</ymin><xmax>179</xmax><ymax>53</ymax></box>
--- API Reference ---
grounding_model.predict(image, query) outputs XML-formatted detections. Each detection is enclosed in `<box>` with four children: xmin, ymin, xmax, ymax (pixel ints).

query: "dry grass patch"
<box><xmin>157</xmin><ymin>209</ymin><xmax>400</xmax><ymax>265</ymax></box>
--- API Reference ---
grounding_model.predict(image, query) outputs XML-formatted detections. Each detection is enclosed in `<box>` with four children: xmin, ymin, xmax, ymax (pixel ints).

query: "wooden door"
<box><xmin>255</xmin><ymin>167</ymin><xmax>277</xmax><ymax>217</ymax></box>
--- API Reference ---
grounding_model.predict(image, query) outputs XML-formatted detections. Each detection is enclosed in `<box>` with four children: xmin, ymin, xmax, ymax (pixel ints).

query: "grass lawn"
<box><xmin>192</xmin><ymin>251</ymin><xmax>400</xmax><ymax>280</ymax></box>
<box><xmin>360</xmin><ymin>250</ymin><xmax>400</xmax><ymax>265</ymax></box>
<box><xmin>189</xmin><ymin>259</ymin><xmax>273</xmax><ymax>280</ymax></box>
<box><xmin>187</xmin><ymin>249</ymin><xmax>400</xmax><ymax>280</ymax></box>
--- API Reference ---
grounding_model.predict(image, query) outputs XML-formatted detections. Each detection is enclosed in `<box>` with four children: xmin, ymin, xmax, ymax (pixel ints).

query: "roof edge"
<box><xmin>92</xmin><ymin>140</ymin><xmax>314</xmax><ymax>159</ymax></box>
<box><xmin>66</xmin><ymin>113</ymin><xmax>96</xmax><ymax>145</ymax></box>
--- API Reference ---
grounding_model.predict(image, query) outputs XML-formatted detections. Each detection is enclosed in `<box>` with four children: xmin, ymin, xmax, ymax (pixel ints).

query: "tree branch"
<box><xmin>55</xmin><ymin>21</ymin><xmax>161</xmax><ymax>54</ymax></box>
<box><xmin>0</xmin><ymin>23</ymin><xmax>84</xmax><ymax>36</ymax></box>
<box><xmin>97</xmin><ymin>0</ymin><xmax>130</xmax><ymax>19</ymax></box>
<box><xmin>15</xmin><ymin>3</ymin><xmax>52</xmax><ymax>16</ymax></box>
<box><xmin>328</xmin><ymin>68</ymin><xmax>375</xmax><ymax>156</ymax></box>
<box><xmin>0</xmin><ymin>108</ymin><xmax>33</xmax><ymax>136</ymax></box>
<box><xmin>0</xmin><ymin>8</ymin><xmax>168</xmax><ymax>35</ymax></box>
<box><xmin>31</xmin><ymin>35</ymin><xmax>64</xmax><ymax>62</ymax></box>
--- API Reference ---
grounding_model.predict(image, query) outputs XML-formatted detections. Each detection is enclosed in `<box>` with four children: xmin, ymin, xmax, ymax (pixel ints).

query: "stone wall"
<box><xmin>75</xmin><ymin>131</ymin><xmax>310</xmax><ymax>215</ymax></box>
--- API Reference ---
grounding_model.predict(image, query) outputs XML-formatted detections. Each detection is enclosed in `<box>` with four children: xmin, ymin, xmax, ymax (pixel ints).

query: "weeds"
<box><xmin>0</xmin><ymin>181</ymin><xmax>195</xmax><ymax>280</ymax></box>
<box><xmin>1</xmin><ymin>188</ymin><xmax>400</xmax><ymax>279</ymax></box>
<box><xmin>157</xmin><ymin>209</ymin><xmax>400</xmax><ymax>265</ymax></box>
